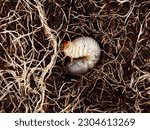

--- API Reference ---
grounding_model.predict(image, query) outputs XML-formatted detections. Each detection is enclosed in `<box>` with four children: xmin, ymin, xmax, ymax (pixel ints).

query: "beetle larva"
<box><xmin>63</xmin><ymin>37</ymin><xmax>101</xmax><ymax>75</ymax></box>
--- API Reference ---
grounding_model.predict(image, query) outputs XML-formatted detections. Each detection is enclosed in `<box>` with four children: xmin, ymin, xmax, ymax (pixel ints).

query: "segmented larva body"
<box><xmin>63</xmin><ymin>37</ymin><xmax>101</xmax><ymax>75</ymax></box>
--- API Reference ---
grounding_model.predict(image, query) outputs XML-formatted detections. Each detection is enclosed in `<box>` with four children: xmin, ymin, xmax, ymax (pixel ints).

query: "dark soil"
<box><xmin>0</xmin><ymin>0</ymin><xmax>150</xmax><ymax>112</ymax></box>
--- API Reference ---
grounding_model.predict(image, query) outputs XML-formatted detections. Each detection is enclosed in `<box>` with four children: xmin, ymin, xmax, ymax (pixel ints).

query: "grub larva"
<box><xmin>63</xmin><ymin>37</ymin><xmax>101</xmax><ymax>75</ymax></box>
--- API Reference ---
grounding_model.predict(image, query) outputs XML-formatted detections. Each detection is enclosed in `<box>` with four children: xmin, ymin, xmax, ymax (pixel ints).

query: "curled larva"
<box><xmin>63</xmin><ymin>37</ymin><xmax>101</xmax><ymax>75</ymax></box>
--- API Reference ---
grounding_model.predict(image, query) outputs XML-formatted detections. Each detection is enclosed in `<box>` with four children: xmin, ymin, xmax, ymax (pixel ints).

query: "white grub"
<box><xmin>63</xmin><ymin>37</ymin><xmax>101</xmax><ymax>75</ymax></box>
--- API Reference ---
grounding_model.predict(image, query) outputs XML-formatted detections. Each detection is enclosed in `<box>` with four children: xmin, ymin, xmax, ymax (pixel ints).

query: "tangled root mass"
<box><xmin>0</xmin><ymin>0</ymin><xmax>150</xmax><ymax>112</ymax></box>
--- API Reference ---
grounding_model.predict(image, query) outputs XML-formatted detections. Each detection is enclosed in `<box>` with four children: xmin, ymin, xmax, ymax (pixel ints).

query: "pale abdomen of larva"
<box><xmin>63</xmin><ymin>37</ymin><xmax>101</xmax><ymax>74</ymax></box>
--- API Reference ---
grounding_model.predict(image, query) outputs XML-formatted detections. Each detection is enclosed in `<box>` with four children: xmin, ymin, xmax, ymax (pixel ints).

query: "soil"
<box><xmin>0</xmin><ymin>0</ymin><xmax>150</xmax><ymax>112</ymax></box>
